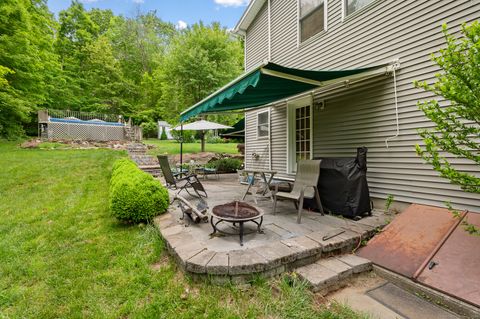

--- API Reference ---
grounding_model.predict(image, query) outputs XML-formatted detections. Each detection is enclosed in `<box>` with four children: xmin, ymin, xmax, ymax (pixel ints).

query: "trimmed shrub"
<box><xmin>109</xmin><ymin>159</ymin><xmax>169</xmax><ymax>223</ymax></box>
<box><xmin>160</xmin><ymin>127</ymin><xmax>168</xmax><ymax>140</ymax></box>
<box><xmin>205</xmin><ymin>135</ymin><xmax>227</xmax><ymax>144</ymax></box>
<box><xmin>171</xmin><ymin>129</ymin><xmax>195</xmax><ymax>143</ymax></box>
<box><xmin>206</xmin><ymin>157</ymin><xmax>243</xmax><ymax>173</ymax></box>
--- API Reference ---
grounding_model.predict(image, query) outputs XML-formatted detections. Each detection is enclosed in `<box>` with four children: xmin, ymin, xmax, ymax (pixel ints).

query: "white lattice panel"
<box><xmin>48</xmin><ymin>123</ymin><xmax>125</xmax><ymax>141</ymax></box>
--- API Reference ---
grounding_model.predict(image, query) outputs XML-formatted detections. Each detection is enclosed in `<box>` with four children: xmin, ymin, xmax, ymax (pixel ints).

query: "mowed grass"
<box><xmin>144</xmin><ymin>139</ymin><xmax>239</xmax><ymax>155</ymax></box>
<box><xmin>0</xmin><ymin>141</ymin><xmax>367</xmax><ymax>318</ymax></box>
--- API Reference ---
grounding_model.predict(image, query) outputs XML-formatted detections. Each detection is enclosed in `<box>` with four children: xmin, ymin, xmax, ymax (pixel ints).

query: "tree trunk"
<box><xmin>200</xmin><ymin>130</ymin><xmax>205</xmax><ymax>152</ymax></box>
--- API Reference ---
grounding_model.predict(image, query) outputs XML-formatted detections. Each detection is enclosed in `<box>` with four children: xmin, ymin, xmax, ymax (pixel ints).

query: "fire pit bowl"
<box><xmin>210</xmin><ymin>201</ymin><xmax>264</xmax><ymax>246</ymax></box>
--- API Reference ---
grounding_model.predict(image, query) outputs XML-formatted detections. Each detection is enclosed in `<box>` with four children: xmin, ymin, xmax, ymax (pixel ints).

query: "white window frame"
<box><xmin>342</xmin><ymin>0</ymin><xmax>377</xmax><ymax>20</ymax></box>
<box><xmin>287</xmin><ymin>95</ymin><xmax>314</xmax><ymax>174</ymax></box>
<box><xmin>256</xmin><ymin>109</ymin><xmax>270</xmax><ymax>139</ymax></box>
<box><xmin>297</xmin><ymin>0</ymin><xmax>328</xmax><ymax>47</ymax></box>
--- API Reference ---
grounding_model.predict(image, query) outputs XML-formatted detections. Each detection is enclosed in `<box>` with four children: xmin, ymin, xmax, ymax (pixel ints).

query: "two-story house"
<box><xmin>181</xmin><ymin>0</ymin><xmax>480</xmax><ymax>213</ymax></box>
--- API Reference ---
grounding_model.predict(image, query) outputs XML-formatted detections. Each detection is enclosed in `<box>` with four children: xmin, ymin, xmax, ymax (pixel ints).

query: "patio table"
<box><xmin>241</xmin><ymin>169</ymin><xmax>277</xmax><ymax>203</ymax></box>
<box><xmin>186</xmin><ymin>160</ymin><xmax>219</xmax><ymax>180</ymax></box>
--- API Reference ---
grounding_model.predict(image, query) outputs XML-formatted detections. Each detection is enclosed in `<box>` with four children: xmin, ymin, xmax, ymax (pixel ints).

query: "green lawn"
<box><xmin>144</xmin><ymin>139</ymin><xmax>239</xmax><ymax>155</ymax></box>
<box><xmin>0</xmin><ymin>141</ymin><xmax>366</xmax><ymax>318</ymax></box>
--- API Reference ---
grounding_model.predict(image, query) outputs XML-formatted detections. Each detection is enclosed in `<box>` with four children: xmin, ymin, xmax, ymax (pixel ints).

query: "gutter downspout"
<box><xmin>269</xmin><ymin>107</ymin><xmax>272</xmax><ymax>170</ymax></box>
<box><xmin>238</xmin><ymin>30</ymin><xmax>248</xmax><ymax>168</ymax></box>
<box><xmin>267</xmin><ymin>0</ymin><xmax>272</xmax><ymax>170</ymax></box>
<box><xmin>268</xmin><ymin>0</ymin><xmax>272</xmax><ymax>61</ymax></box>
<box><xmin>244</xmin><ymin>32</ymin><xmax>247</xmax><ymax>72</ymax></box>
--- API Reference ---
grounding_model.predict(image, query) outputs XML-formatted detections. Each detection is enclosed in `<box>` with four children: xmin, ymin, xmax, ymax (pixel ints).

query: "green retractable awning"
<box><xmin>180</xmin><ymin>62</ymin><xmax>392</xmax><ymax>121</ymax></box>
<box><xmin>220</xmin><ymin>118</ymin><xmax>245</xmax><ymax>137</ymax></box>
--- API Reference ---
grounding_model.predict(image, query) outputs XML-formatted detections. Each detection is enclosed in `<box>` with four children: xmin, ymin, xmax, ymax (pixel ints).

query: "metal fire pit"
<box><xmin>210</xmin><ymin>201</ymin><xmax>264</xmax><ymax>246</ymax></box>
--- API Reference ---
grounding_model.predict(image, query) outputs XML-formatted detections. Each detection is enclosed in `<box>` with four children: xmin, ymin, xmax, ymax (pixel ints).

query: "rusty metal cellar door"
<box><xmin>358</xmin><ymin>204</ymin><xmax>480</xmax><ymax>307</ymax></box>
<box><xmin>416</xmin><ymin>212</ymin><xmax>480</xmax><ymax>307</ymax></box>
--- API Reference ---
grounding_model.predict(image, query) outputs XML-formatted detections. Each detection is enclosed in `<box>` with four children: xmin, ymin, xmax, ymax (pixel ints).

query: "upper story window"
<box><xmin>345</xmin><ymin>0</ymin><xmax>375</xmax><ymax>16</ymax></box>
<box><xmin>299</xmin><ymin>0</ymin><xmax>326</xmax><ymax>43</ymax></box>
<box><xmin>257</xmin><ymin>110</ymin><xmax>269</xmax><ymax>138</ymax></box>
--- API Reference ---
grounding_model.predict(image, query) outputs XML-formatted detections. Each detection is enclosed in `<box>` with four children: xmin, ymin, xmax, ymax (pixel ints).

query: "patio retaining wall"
<box><xmin>154</xmin><ymin>210</ymin><xmax>387</xmax><ymax>283</ymax></box>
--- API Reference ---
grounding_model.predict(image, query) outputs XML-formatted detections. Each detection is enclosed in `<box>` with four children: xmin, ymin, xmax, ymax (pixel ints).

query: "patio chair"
<box><xmin>200</xmin><ymin>166</ymin><xmax>219</xmax><ymax>179</ymax></box>
<box><xmin>157</xmin><ymin>155</ymin><xmax>208</xmax><ymax>198</ymax></box>
<box><xmin>273</xmin><ymin>159</ymin><xmax>324</xmax><ymax>223</ymax></box>
<box><xmin>193</xmin><ymin>161</ymin><xmax>219</xmax><ymax>180</ymax></box>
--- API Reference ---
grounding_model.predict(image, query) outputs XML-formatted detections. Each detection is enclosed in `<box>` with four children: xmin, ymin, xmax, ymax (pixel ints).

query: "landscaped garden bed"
<box><xmin>20</xmin><ymin>138</ymin><xmax>137</xmax><ymax>150</ymax></box>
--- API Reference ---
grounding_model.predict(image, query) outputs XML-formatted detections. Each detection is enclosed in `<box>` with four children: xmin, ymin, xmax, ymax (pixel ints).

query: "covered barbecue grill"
<box><xmin>310</xmin><ymin>147</ymin><xmax>371</xmax><ymax>218</ymax></box>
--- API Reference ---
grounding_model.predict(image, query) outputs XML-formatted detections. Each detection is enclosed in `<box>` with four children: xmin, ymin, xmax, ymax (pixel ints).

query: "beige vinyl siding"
<box><xmin>245</xmin><ymin>2</ymin><xmax>269</xmax><ymax>71</ymax></box>
<box><xmin>243</xmin><ymin>0</ymin><xmax>480</xmax><ymax>212</ymax></box>
<box><xmin>312</xmin><ymin>77</ymin><xmax>480</xmax><ymax>211</ymax></box>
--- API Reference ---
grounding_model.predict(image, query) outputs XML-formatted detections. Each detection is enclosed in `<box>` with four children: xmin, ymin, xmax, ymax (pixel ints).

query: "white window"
<box><xmin>344</xmin><ymin>0</ymin><xmax>375</xmax><ymax>16</ymax></box>
<box><xmin>299</xmin><ymin>0</ymin><xmax>327</xmax><ymax>43</ymax></box>
<box><xmin>257</xmin><ymin>110</ymin><xmax>269</xmax><ymax>138</ymax></box>
<box><xmin>288</xmin><ymin>96</ymin><xmax>313</xmax><ymax>173</ymax></box>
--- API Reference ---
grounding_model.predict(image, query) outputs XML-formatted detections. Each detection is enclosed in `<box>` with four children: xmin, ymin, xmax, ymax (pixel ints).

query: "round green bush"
<box><xmin>206</xmin><ymin>158</ymin><xmax>243</xmax><ymax>173</ymax></box>
<box><xmin>109</xmin><ymin>159</ymin><xmax>169</xmax><ymax>223</ymax></box>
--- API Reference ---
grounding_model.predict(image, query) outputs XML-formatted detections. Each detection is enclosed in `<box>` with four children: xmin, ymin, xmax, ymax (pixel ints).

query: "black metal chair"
<box><xmin>157</xmin><ymin>155</ymin><xmax>208</xmax><ymax>198</ymax></box>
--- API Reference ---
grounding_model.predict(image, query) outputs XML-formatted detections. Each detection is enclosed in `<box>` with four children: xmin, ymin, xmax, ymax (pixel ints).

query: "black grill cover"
<box><xmin>310</xmin><ymin>147</ymin><xmax>371</xmax><ymax>218</ymax></box>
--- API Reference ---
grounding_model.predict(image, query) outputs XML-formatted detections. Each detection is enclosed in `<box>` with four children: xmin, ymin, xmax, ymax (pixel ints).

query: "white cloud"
<box><xmin>133</xmin><ymin>0</ymin><xmax>144</xmax><ymax>3</ymax></box>
<box><xmin>80</xmin><ymin>0</ymin><xmax>100</xmax><ymax>3</ymax></box>
<box><xmin>214</xmin><ymin>0</ymin><xmax>249</xmax><ymax>7</ymax></box>
<box><xmin>176</xmin><ymin>20</ymin><xmax>188</xmax><ymax>30</ymax></box>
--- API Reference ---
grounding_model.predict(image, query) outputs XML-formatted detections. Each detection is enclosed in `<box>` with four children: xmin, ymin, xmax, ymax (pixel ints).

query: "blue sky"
<box><xmin>47</xmin><ymin>0</ymin><xmax>250</xmax><ymax>29</ymax></box>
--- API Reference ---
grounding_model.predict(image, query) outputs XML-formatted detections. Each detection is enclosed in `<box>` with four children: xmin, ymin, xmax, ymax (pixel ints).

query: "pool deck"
<box><xmin>154</xmin><ymin>174</ymin><xmax>391</xmax><ymax>282</ymax></box>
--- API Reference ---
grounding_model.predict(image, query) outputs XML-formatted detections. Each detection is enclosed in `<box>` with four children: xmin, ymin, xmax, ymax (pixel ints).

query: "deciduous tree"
<box><xmin>82</xmin><ymin>35</ymin><xmax>132</xmax><ymax>114</ymax></box>
<box><xmin>415</xmin><ymin>22</ymin><xmax>480</xmax><ymax>235</ymax></box>
<box><xmin>158</xmin><ymin>22</ymin><xmax>243</xmax><ymax>123</ymax></box>
<box><xmin>0</xmin><ymin>0</ymin><xmax>61</xmax><ymax>138</ymax></box>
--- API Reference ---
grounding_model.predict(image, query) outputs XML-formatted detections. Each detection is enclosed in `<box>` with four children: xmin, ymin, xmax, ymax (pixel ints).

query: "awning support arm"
<box><xmin>316</xmin><ymin>62</ymin><xmax>399</xmax><ymax>88</ymax></box>
<box><xmin>260</xmin><ymin>68</ymin><xmax>324</xmax><ymax>86</ymax></box>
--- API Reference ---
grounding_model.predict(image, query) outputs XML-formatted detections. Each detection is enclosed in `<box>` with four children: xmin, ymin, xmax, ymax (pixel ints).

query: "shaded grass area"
<box><xmin>0</xmin><ymin>141</ymin><xmax>367</xmax><ymax>318</ymax></box>
<box><xmin>37</xmin><ymin>141</ymin><xmax>72</xmax><ymax>149</ymax></box>
<box><xmin>145</xmin><ymin>139</ymin><xmax>239</xmax><ymax>155</ymax></box>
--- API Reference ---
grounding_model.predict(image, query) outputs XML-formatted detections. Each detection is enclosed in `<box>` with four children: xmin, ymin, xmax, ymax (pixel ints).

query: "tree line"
<box><xmin>0</xmin><ymin>0</ymin><xmax>244</xmax><ymax>138</ymax></box>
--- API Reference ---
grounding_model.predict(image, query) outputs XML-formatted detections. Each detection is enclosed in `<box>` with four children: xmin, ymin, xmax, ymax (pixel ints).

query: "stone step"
<box><xmin>295</xmin><ymin>254</ymin><xmax>372</xmax><ymax>294</ymax></box>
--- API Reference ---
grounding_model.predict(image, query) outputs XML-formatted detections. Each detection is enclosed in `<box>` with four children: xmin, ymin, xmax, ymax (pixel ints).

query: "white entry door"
<box><xmin>287</xmin><ymin>95</ymin><xmax>313</xmax><ymax>174</ymax></box>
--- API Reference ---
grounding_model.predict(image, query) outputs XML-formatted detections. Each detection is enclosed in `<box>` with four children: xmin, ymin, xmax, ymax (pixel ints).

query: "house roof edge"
<box><xmin>234</xmin><ymin>0</ymin><xmax>267</xmax><ymax>34</ymax></box>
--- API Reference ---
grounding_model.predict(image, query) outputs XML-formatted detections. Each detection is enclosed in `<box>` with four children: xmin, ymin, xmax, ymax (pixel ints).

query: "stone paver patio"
<box><xmin>154</xmin><ymin>174</ymin><xmax>390</xmax><ymax>282</ymax></box>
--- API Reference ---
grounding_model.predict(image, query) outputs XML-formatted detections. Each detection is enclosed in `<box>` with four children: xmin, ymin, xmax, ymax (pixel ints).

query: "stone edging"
<box><xmin>154</xmin><ymin>212</ymin><xmax>382</xmax><ymax>283</ymax></box>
